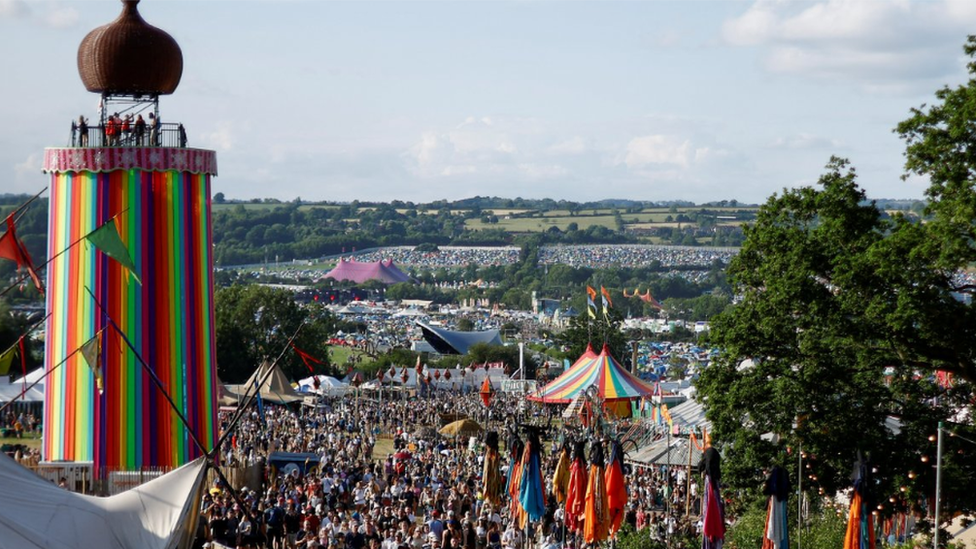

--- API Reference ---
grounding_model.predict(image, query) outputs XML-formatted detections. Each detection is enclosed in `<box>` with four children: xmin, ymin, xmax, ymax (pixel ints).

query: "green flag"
<box><xmin>80</xmin><ymin>331</ymin><xmax>104</xmax><ymax>394</ymax></box>
<box><xmin>87</xmin><ymin>220</ymin><xmax>141</xmax><ymax>284</ymax></box>
<box><xmin>0</xmin><ymin>346</ymin><xmax>15</xmax><ymax>376</ymax></box>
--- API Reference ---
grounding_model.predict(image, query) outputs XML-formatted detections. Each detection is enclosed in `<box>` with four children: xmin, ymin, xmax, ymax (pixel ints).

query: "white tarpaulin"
<box><xmin>0</xmin><ymin>452</ymin><xmax>206</xmax><ymax>549</ymax></box>
<box><xmin>297</xmin><ymin>375</ymin><xmax>351</xmax><ymax>395</ymax></box>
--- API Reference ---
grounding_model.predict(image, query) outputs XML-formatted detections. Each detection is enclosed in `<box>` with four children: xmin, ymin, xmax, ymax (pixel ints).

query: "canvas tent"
<box><xmin>416</xmin><ymin>321</ymin><xmax>502</xmax><ymax>355</ymax></box>
<box><xmin>0</xmin><ymin>450</ymin><xmax>205</xmax><ymax>549</ymax></box>
<box><xmin>627</xmin><ymin>436</ymin><xmax>705</xmax><ymax>468</ymax></box>
<box><xmin>224</xmin><ymin>361</ymin><xmax>303</xmax><ymax>405</ymax></box>
<box><xmin>0</xmin><ymin>381</ymin><xmax>44</xmax><ymax>403</ymax></box>
<box><xmin>321</xmin><ymin>258</ymin><xmax>412</xmax><ymax>285</ymax></box>
<box><xmin>297</xmin><ymin>375</ymin><xmax>351</xmax><ymax>396</ymax></box>
<box><xmin>528</xmin><ymin>343</ymin><xmax>657</xmax><ymax>404</ymax></box>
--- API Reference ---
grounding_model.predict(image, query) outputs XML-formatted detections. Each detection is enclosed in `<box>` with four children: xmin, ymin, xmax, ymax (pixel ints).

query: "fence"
<box><xmin>23</xmin><ymin>461</ymin><xmax>250</xmax><ymax>496</ymax></box>
<box><xmin>68</xmin><ymin>122</ymin><xmax>189</xmax><ymax>148</ymax></box>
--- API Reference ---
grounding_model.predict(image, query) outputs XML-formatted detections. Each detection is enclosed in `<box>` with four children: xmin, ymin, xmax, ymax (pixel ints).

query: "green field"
<box><xmin>213</xmin><ymin>203</ymin><xmax>340</xmax><ymax>212</ymax></box>
<box><xmin>0</xmin><ymin>433</ymin><xmax>42</xmax><ymax>450</ymax></box>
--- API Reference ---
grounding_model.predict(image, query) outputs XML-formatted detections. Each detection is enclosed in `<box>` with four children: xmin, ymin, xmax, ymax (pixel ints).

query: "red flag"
<box><xmin>291</xmin><ymin>344</ymin><xmax>324</xmax><ymax>373</ymax></box>
<box><xmin>479</xmin><ymin>376</ymin><xmax>494</xmax><ymax>407</ymax></box>
<box><xmin>377</xmin><ymin>369</ymin><xmax>385</xmax><ymax>381</ymax></box>
<box><xmin>0</xmin><ymin>218</ymin><xmax>43</xmax><ymax>294</ymax></box>
<box><xmin>415</xmin><ymin>354</ymin><xmax>423</xmax><ymax>376</ymax></box>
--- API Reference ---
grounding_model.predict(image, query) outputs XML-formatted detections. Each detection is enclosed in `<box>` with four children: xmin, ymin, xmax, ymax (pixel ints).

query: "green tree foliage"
<box><xmin>698</xmin><ymin>157</ymin><xmax>976</xmax><ymax>515</ymax></box>
<box><xmin>725</xmin><ymin>497</ymin><xmax>846</xmax><ymax>549</ymax></box>
<box><xmin>0</xmin><ymin>303</ymin><xmax>41</xmax><ymax>381</ymax></box>
<box><xmin>214</xmin><ymin>285</ymin><xmax>337</xmax><ymax>383</ymax></box>
<box><xmin>461</xmin><ymin>342</ymin><xmax>538</xmax><ymax>378</ymax></box>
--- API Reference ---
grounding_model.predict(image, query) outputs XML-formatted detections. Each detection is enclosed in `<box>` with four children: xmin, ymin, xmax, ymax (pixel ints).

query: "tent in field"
<box><xmin>0</xmin><ymin>450</ymin><xmax>206</xmax><ymax>549</ymax></box>
<box><xmin>528</xmin><ymin>344</ymin><xmax>656</xmax><ymax>406</ymax></box>
<box><xmin>416</xmin><ymin>321</ymin><xmax>502</xmax><ymax>355</ymax></box>
<box><xmin>297</xmin><ymin>375</ymin><xmax>351</xmax><ymax>396</ymax></box>
<box><xmin>321</xmin><ymin>258</ymin><xmax>412</xmax><ymax>285</ymax></box>
<box><xmin>224</xmin><ymin>361</ymin><xmax>303</xmax><ymax>405</ymax></box>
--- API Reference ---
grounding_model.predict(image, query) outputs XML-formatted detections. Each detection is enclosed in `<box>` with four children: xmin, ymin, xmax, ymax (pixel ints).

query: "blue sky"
<box><xmin>3</xmin><ymin>0</ymin><xmax>976</xmax><ymax>204</ymax></box>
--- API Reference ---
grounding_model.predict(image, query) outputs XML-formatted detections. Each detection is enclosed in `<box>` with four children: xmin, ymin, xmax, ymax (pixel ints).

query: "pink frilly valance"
<box><xmin>43</xmin><ymin>147</ymin><xmax>218</xmax><ymax>175</ymax></box>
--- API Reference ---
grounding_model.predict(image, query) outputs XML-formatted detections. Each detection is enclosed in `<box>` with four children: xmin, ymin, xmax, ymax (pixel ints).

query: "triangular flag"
<box><xmin>586</xmin><ymin>286</ymin><xmax>597</xmax><ymax>301</ymax></box>
<box><xmin>601</xmin><ymin>286</ymin><xmax>613</xmax><ymax>319</ymax></box>
<box><xmin>0</xmin><ymin>218</ymin><xmax>44</xmax><ymax>294</ymax></box>
<box><xmin>0</xmin><ymin>346</ymin><xmax>16</xmax><ymax>376</ymax></box>
<box><xmin>80</xmin><ymin>331</ymin><xmax>104</xmax><ymax>394</ymax></box>
<box><xmin>291</xmin><ymin>344</ymin><xmax>324</xmax><ymax>373</ymax></box>
<box><xmin>87</xmin><ymin>219</ymin><xmax>141</xmax><ymax>284</ymax></box>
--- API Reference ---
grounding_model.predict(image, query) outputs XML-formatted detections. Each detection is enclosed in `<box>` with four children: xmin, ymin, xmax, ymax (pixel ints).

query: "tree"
<box><xmin>214</xmin><ymin>285</ymin><xmax>337</xmax><ymax>383</ymax></box>
<box><xmin>463</xmin><ymin>342</ymin><xmax>538</xmax><ymax>379</ymax></box>
<box><xmin>697</xmin><ymin>157</ymin><xmax>976</xmax><ymax>519</ymax></box>
<box><xmin>555</xmin><ymin>309</ymin><xmax>628</xmax><ymax>364</ymax></box>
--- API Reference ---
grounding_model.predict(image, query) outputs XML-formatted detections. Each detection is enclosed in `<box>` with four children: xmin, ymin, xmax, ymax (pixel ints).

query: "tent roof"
<box><xmin>667</xmin><ymin>397</ymin><xmax>711</xmax><ymax>431</ymax></box>
<box><xmin>528</xmin><ymin>343</ymin><xmax>656</xmax><ymax>403</ymax></box>
<box><xmin>0</xmin><ymin>382</ymin><xmax>44</xmax><ymax>403</ymax></box>
<box><xmin>627</xmin><ymin>436</ymin><xmax>705</xmax><ymax>468</ymax></box>
<box><xmin>321</xmin><ymin>258</ymin><xmax>411</xmax><ymax>285</ymax></box>
<box><xmin>225</xmin><ymin>361</ymin><xmax>303</xmax><ymax>405</ymax></box>
<box><xmin>416</xmin><ymin>322</ymin><xmax>502</xmax><ymax>355</ymax></box>
<box><xmin>0</xmin><ymin>451</ymin><xmax>205</xmax><ymax>549</ymax></box>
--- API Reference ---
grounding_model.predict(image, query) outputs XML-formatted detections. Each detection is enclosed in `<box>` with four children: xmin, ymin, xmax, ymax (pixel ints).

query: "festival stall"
<box><xmin>528</xmin><ymin>343</ymin><xmax>657</xmax><ymax>417</ymax></box>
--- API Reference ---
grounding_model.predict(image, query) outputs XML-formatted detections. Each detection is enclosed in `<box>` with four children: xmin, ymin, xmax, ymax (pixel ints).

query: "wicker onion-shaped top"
<box><xmin>77</xmin><ymin>0</ymin><xmax>183</xmax><ymax>95</ymax></box>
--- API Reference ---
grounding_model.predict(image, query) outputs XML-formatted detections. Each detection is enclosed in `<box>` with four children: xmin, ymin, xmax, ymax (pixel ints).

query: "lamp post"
<box><xmin>798</xmin><ymin>446</ymin><xmax>803</xmax><ymax>549</ymax></box>
<box><xmin>934</xmin><ymin>421</ymin><xmax>944</xmax><ymax>549</ymax></box>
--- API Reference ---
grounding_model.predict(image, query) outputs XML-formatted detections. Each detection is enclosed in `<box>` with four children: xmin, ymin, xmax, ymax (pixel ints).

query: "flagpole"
<box><xmin>0</xmin><ymin>314</ymin><xmax>79</xmax><ymax>418</ymax></box>
<box><xmin>1</xmin><ymin>187</ymin><xmax>47</xmax><ymax>225</ymax></box>
<box><xmin>0</xmin><ymin>208</ymin><xmax>130</xmax><ymax>299</ymax></box>
<box><xmin>0</xmin><ymin>313</ymin><xmax>49</xmax><ymax>367</ymax></box>
<box><xmin>685</xmin><ymin>434</ymin><xmax>693</xmax><ymax>517</ymax></box>
<box><xmin>84</xmin><ymin>286</ymin><xmax>258</xmax><ymax>523</ymax></box>
<box><xmin>85</xmin><ymin>286</ymin><xmax>209</xmax><ymax>454</ymax></box>
<box><xmin>215</xmin><ymin>320</ymin><xmax>308</xmax><ymax>451</ymax></box>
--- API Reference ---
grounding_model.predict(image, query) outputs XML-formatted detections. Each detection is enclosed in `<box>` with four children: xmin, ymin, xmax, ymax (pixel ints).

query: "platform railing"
<box><xmin>68</xmin><ymin>122</ymin><xmax>189</xmax><ymax>148</ymax></box>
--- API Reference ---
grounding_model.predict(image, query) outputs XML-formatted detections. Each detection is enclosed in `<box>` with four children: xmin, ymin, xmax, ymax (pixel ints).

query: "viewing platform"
<box><xmin>66</xmin><ymin>121</ymin><xmax>188</xmax><ymax>149</ymax></box>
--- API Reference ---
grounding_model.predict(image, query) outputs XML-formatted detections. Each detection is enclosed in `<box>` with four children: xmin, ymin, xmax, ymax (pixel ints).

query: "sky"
<box><xmin>3</xmin><ymin>0</ymin><xmax>976</xmax><ymax>204</ymax></box>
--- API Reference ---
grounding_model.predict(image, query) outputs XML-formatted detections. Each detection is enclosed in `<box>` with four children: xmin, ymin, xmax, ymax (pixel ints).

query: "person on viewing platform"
<box><xmin>134</xmin><ymin>114</ymin><xmax>146</xmax><ymax>145</ymax></box>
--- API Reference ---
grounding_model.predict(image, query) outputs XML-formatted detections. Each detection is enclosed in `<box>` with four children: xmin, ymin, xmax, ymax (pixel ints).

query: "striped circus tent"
<box><xmin>528</xmin><ymin>343</ymin><xmax>656</xmax><ymax>403</ymax></box>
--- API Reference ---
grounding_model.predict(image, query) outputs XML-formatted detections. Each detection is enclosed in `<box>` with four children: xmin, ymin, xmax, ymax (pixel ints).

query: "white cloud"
<box><xmin>722</xmin><ymin>0</ymin><xmax>976</xmax><ymax>89</ymax></box>
<box><xmin>547</xmin><ymin>136</ymin><xmax>587</xmax><ymax>156</ymax></box>
<box><xmin>197</xmin><ymin>121</ymin><xmax>241</xmax><ymax>152</ymax></box>
<box><xmin>406</xmin><ymin>116</ymin><xmax>561</xmax><ymax>180</ymax></box>
<box><xmin>0</xmin><ymin>0</ymin><xmax>29</xmax><ymax>18</ymax></box>
<box><xmin>14</xmin><ymin>152</ymin><xmax>40</xmax><ymax>180</ymax></box>
<box><xmin>622</xmin><ymin>135</ymin><xmax>695</xmax><ymax>169</ymax></box>
<box><xmin>44</xmin><ymin>6</ymin><xmax>77</xmax><ymax>29</ymax></box>
<box><xmin>767</xmin><ymin>133</ymin><xmax>844</xmax><ymax>150</ymax></box>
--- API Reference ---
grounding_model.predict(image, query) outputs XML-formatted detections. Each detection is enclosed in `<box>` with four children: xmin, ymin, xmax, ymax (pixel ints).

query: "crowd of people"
<box><xmin>537</xmin><ymin>246</ymin><xmax>736</xmax><ymax>271</ymax></box>
<box><xmin>71</xmin><ymin>112</ymin><xmax>187</xmax><ymax>147</ymax></box>
<box><xmin>0</xmin><ymin>410</ymin><xmax>39</xmax><ymax>438</ymax></box>
<box><xmin>353</xmin><ymin>248</ymin><xmax>522</xmax><ymax>269</ymax></box>
<box><xmin>196</xmin><ymin>388</ymin><xmax>708</xmax><ymax>549</ymax></box>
